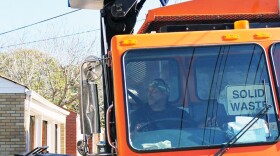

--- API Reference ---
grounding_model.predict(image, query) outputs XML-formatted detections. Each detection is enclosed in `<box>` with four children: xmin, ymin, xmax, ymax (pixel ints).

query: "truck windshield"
<box><xmin>122</xmin><ymin>44</ymin><xmax>279</xmax><ymax>151</ymax></box>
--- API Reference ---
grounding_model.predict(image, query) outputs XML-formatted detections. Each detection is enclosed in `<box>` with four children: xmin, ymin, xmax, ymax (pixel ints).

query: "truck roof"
<box><xmin>138</xmin><ymin>0</ymin><xmax>280</xmax><ymax>33</ymax></box>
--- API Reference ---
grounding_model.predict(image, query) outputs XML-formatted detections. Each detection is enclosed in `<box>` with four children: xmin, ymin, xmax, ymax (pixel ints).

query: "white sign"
<box><xmin>226</xmin><ymin>84</ymin><xmax>272</xmax><ymax>115</ymax></box>
<box><xmin>68</xmin><ymin>0</ymin><xmax>103</xmax><ymax>10</ymax></box>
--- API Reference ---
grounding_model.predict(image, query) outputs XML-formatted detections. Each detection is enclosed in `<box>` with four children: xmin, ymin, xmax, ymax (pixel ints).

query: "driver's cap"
<box><xmin>149</xmin><ymin>79</ymin><xmax>170</xmax><ymax>95</ymax></box>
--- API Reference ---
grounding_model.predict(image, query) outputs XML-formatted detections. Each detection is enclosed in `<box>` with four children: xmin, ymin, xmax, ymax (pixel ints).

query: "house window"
<box><xmin>29</xmin><ymin>116</ymin><xmax>35</xmax><ymax>150</ymax></box>
<box><xmin>42</xmin><ymin>121</ymin><xmax>48</xmax><ymax>146</ymax></box>
<box><xmin>55</xmin><ymin>124</ymin><xmax>58</xmax><ymax>153</ymax></box>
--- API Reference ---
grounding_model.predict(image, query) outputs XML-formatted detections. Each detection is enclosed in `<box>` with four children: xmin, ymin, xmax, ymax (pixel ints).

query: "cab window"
<box><xmin>270</xmin><ymin>43</ymin><xmax>280</xmax><ymax>98</ymax></box>
<box><xmin>125</xmin><ymin>58</ymin><xmax>180</xmax><ymax>105</ymax></box>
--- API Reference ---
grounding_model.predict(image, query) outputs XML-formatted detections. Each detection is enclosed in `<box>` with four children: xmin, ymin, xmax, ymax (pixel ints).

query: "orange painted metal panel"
<box><xmin>138</xmin><ymin>0</ymin><xmax>279</xmax><ymax>33</ymax></box>
<box><xmin>149</xmin><ymin>0</ymin><xmax>278</xmax><ymax>16</ymax></box>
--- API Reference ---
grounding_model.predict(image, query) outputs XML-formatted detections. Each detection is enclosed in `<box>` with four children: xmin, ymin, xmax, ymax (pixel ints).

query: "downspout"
<box><xmin>24</xmin><ymin>89</ymin><xmax>32</xmax><ymax>153</ymax></box>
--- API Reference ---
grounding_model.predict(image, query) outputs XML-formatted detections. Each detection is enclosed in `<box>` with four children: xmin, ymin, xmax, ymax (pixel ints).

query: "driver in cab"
<box><xmin>130</xmin><ymin>79</ymin><xmax>196</xmax><ymax>133</ymax></box>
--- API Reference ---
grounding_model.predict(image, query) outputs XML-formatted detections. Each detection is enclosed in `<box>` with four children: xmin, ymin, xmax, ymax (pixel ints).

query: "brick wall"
<box><xmin>66</xmin><ymin>111</ymin><xmax>77</xmax><ymax>155</ymax></box>
<box><xmin>0</xmin><ymin>93</ymin><xmax>26</xmax><ymax>156</ymax></box>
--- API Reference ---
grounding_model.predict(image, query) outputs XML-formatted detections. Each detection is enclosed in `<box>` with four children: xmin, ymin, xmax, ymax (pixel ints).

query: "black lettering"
<box><xmin>230</xmin><ymin>103</ymin><xmax>240</xmax><ymax>111</ymax></box>
<box><xmin>249</xmin><ymin>102</ymin><xmax>255</xmax><ymax>110</ymax></box>
<box><xmin>233</xmin><ymin>90</ymin><xmax>239</xmax><ymax>99</ymax></box>
<box><xmin>258</xmin><ymin>89</ymin><xmax>264</xmax><ymax>97</ymax></box>
<box><xmin>262</xmin><ymin>101</ymin><xmax>266</xmax><ymax>107</ymax></box>
<box><xmin>241</xmin><ymin>102</ymin><xmax>248</xmax><ymax>111</ymax></box>
<box><xmin>240</xmin><ymin>90</ymin><xmax>247</xmax><ymax>98</ymax></box>
<box><xmin>255</xmin><ymin>89</ymin><xmax>258</xmax><ymax>98</ymax></box>
<box><xmin>248</xmin><ymin>89</ymin><xmax>254</xmax><ymax>98</ymax></box>
<box><xmin>255</xmin><ymin>101</ymin><xmax>262</xmax><ymax>108</ymax></box>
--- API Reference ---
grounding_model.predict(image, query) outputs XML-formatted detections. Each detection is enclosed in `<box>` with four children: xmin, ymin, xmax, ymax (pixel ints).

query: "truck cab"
<box><xmin>112</xmin><ymin>27</ymin><xmax>280</xmax><ymax>156</ymax></box>
<box><xmin>75</xmin><ymin>0</ymin><xmax>280</xmax><ymax>155</ymax></box>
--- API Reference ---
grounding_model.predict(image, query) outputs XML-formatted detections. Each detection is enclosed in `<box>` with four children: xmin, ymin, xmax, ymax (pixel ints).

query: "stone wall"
<box><xmin>0</xmin><ymin>93</ymin><xmax>26</xmax><ymax>156</ymax></box>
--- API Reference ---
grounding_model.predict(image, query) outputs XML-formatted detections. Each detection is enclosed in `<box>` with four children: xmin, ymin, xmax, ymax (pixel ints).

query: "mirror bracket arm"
<box><xmin>106</xmin><ymin>104</ymin><xmax>116</xmax><ymax>149</ymax></box>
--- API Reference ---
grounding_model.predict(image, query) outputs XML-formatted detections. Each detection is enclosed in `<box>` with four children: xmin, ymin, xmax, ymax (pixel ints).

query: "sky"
<box><xmin>0</xmin><ymin>0</ymin><xmax>98</xmax><ymax>32</ymax></box>
<box><xmin>0</xmin><ymin>0</ymin><xmax>101</xmax><ymax>56</ymax></box>
<box><xmin>0</xmin><ymin>0</ymin><xmax>183</xmax><ymax>58</ymax></box>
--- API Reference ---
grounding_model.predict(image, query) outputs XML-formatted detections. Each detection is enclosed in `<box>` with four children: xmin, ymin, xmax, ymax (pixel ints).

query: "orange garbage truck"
<box><xmin>69</xmin><ymin>0</ymin><xmax>280</xmax><ymax>155</ymax></box>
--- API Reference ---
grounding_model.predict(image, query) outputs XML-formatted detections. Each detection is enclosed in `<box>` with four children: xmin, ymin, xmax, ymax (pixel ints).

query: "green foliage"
<box><xmin>0</xmin><ymin>49</ymin><xmax>106</xmax><ymax>127</ymax></box>
<box><xmin>0</xmin><ymin>49</ymin><xmax>80</xmax><ymax>111</ymax></box>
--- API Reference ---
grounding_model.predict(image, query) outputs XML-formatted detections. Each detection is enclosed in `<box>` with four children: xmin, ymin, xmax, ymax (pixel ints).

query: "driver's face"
<box><xmin>148</xmin><ymin>87</ymin><xmax>166</xmax><ymax>110</ymax></box>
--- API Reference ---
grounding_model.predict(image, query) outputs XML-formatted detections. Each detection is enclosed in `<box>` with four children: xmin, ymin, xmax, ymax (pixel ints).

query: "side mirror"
<box><xmin>80</xmin><ymin>56</ymin><xmax>102</xmax><ymax>135</ymax></box>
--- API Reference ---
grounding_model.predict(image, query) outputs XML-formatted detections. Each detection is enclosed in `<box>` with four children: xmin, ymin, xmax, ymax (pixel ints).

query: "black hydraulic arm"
<box><xmin>100</xmin><ymin>0</ymin><xmax>147</xmax><ymax>154</ymax></box>
<box><xmin>110</xmin><ymin>0</ymin><xmax>138</xmax><ymax>18</ymax></box>
<box><xmin>102</xmin><ymin>0</ymin><xmax>146</xmax><ymax>47</ymax></box>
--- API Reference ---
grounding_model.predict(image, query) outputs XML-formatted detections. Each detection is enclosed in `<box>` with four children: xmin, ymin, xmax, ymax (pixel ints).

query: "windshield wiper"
<box><xmin>214</xmin><ymin>80</ymin><xmax>272</xmax><ymax>156</ymax></box>
<box><xmin>214</xmin><ymin>104</ymin><xmax>271</xmax><ymax>156</ymax></box>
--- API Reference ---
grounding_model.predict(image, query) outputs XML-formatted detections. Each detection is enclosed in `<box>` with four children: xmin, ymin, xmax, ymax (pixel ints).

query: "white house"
<box><xmin>0</xmin><ymin>76</ymin><xmax>70</xmax><ymax>155</ymax></box>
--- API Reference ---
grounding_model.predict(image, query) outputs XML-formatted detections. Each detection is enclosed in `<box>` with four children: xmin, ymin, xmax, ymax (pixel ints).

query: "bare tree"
<box><xmin>0</xmin><ymin>20</ymin><xmax>100</xmax><ymax>111</ymax></box>
<box><xmin>0</xmin><ymin>22</ymin><xmax>105</xmax><ymax>125</ymax></box>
